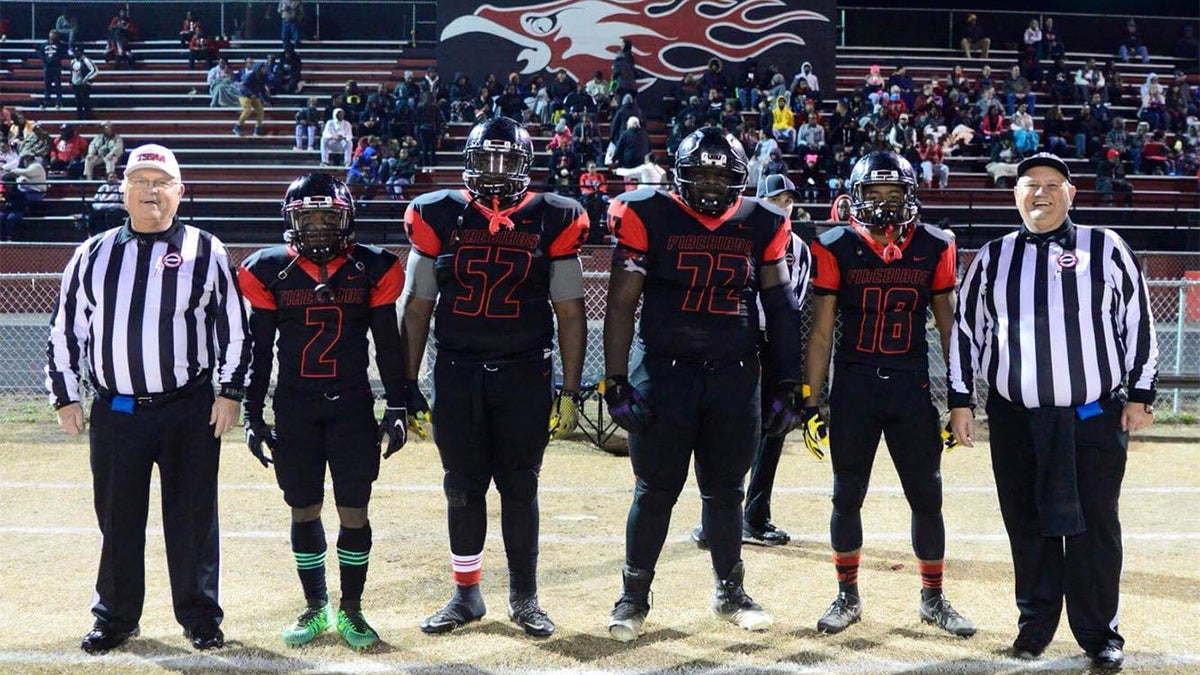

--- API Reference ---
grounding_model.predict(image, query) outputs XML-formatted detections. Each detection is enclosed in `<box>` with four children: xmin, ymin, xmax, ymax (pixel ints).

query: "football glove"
<box><xmin>602</xmin><ymin>375</ymin><xmax>652</xmax><ymax>434</ymax></box>
<box><xmin>406</xmin><ymin>379</ymin><xmax>432</xmax><ymax>441</ymax></box>
<box><xmin>763</xmin><ymin>380</ymin><xmax>806</xmax><ymax>438</ymax></box>
<box><xmin>379</xmin><ymin>406</ymin><xmax>408</xmax><ymax>458</ymax></box>
<box><xmin>941</xmin><ymin>420</ymin><xmax>961</xmax><ymax>453</ymax></box>
<box><xmin>243</xmin><ymin>403</ymin><xmax>276</xmax><ymax>468</ymax></box>
<box><xmin>800</xmin><ymin>406</ymin><xmax>830</xmax><ymax>461</ymax></box>
<box><xmin>549</xmin><ymin>389</ymin><xmax>581</xmax><ymax>440</ymax></box>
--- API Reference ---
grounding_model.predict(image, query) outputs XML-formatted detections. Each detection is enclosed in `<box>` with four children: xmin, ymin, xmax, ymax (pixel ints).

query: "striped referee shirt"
<box><xmin>948</xmin><ymin>219</ymin><xmax>1158</xmax><ymax>409</ymax></box>
<box><xmin>756</xmin><ymin>232</ymin><xmax>812</xmax><ymax>326</ymax></box>
<box><xmin>45</xmin><ymin>219</ymin><xmax>251</xmax><ymax>407</ymax></box>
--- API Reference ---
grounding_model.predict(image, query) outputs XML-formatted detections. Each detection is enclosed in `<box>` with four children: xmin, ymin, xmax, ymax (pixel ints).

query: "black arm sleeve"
<box><xmin>760</xmin><ymin>283</ymin><xmax>803</xmax><ymax>383</ymax></box>
<box><xmin>245</xmin><ymin>307</ymin><xmax>278</xmax><ymax>411</ymax></box>
<box><xmin>371</xmin><ymin>303</ymin><xmax>407</xmax><ymax>407</ymax></box>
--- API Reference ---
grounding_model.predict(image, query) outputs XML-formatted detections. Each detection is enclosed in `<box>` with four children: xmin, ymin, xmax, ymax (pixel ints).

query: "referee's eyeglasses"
<box><xmin>127</xmin><ymin>178</ymin><xmax>180</xmax><ymax>191</ymax></box>
<box><xmin>1015</xmin><ymin>179</ymin><xmax>1066</xmax><ymax>193</ymax></box>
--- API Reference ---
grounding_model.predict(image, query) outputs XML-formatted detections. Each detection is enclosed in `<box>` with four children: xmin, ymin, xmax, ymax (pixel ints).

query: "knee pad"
<box><xmin>494</xmin><ymin>467</ymin><xmax>540</xmax><ymax>502</ymax></box>
<box><xmin>901</xmin><ymin>469</ymin><xmax>944</xmax><ymax>515</ymax></box>
<box><xmin>443</xmin><ymin>471</ymin><xmax>489</xmax><ymax>510</ymax></box>
<box><xmin>831</xmin><ymin>473</ymin><xmax>870</xmax><ymax>514</ymax></box>
<box><xmin>632</xmin><ymin>478</ymin><xmax>680</xmax><ymax>514</ymax></box>
<box><xmin>700</xmin><ymin>485</ymin><xmax>744</xmax><ymax>511</ymax></box>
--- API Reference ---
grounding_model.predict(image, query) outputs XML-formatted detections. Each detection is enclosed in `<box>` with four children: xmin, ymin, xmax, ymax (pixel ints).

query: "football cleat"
<box><xmin>420</xmin><ymin>586</ymin><xmax>486</xmax><ymax>634</ymax></box>
<box><xmin>919</xmin><ymin>592</ymin><xmax>976</xmax><ymax>637</ymax></box>
<box><xmin>282</xmin><ymin>603</ymin><xmax>331</xmax><ymax>646</ymax></box>
<box><xmin>690</xmin><ymin>523</ymin><xmax>709</xmax><ymax>549</ymax></box>
<box><xmin>508</xmin><ymin>594</ymin><xmax>555</xmax><ymax>638</ymax></box>
<box><xmin>608</xmin><ymin>565</ymin><xmax>653</xmax><ymax>642</ymax></box>
<box><xmin>711</xmin><ymin>562</ymin><xmax>772</xmax><ymax>631</ymax></box>
<box><xmin>336</xmin><ymin>608</ymin><xmax>379</xmax><ymax>649</ymax></box>
<box><xmin>817</xmin><ymin>592</ymin><xmax>862</xmax><ymax>634</ymax></box>
<box><xmin>743</xmin><ymin>521</ymin><xmax>791</xmax><ymax>546</ymax></box>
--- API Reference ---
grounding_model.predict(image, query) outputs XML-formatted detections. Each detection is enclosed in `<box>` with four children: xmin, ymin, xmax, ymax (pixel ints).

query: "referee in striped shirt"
<box><xmin>947</xmin><ymin>153</ymin><xmax>1158</xmax><ymax>671</ymax></box>
<box><xmin>45</xmin><ymin>144</ymin><xmax>251</xmax><ymax>655</ymax></box>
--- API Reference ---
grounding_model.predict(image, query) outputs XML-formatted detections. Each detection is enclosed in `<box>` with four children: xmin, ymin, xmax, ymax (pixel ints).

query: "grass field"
<box><xmin>1</xmin><ymin>408</ymin><xmax>1198</xmax><ymax>674</ymax></box>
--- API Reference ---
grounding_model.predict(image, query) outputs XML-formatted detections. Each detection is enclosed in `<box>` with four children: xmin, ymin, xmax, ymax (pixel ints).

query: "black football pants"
<box><xmin>88</xmin><ymin>386</ymin><xmax>222</xmax><ymax>633</ymax></box>
<box><xmin>987</xmin><ymin>392</ymin><xmax>1128</xmax><ymax>654</ymax></box>
<box><xmin>625</xmin><ymin>349</ymin><xmax>760</xmax><ymax>580</ymax></box>
<box><xmin>272</xmin><ymin>386</ymin><xmax>379</xmax><ymax>509</ymax></box>
<box><xmin>432</xmin><ymin>355</ymin><xmax>553</xmax><ymax>595</ymax></box>
<box><xmin>827</xmin><ymin>365</ymin><xmax>945</xmax><ymax>560</ymax></box>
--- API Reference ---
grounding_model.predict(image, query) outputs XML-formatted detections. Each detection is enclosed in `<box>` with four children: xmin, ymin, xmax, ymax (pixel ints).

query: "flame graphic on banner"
<box><xmin>441</xmin><ymin>0</ymin><xmax>828</xmax><ymax>91</ymax></box>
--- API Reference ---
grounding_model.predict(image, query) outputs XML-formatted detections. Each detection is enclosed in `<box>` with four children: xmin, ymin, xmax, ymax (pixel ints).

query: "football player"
<box><xmin>690</xmin><ymin>173</ymin><xmax>813</xmax><ymax>549</ymax></box>
<box><xmin>402</xmin><ymin>116</ymin><xmax>588</xmax><ymax>638</ymax></box>
<box><xmin>603</xmin><ymin>127</ymin><xmax>805</xmax><ymax>641</ymax></box>
<box><xmin>804</xmin><ymin>151</ymin><xmax>975</xmax><ymax>637</ymax></box>
<box><xmin>238</xmin><ymin>173</ymin><xmax>410</xmax><ymax>649</ymax></box>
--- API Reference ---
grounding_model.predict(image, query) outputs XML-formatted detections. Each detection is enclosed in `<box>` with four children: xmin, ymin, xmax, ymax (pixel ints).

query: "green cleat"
<box><xmin>282</xmin><ymin>603</ymin><xmax>331</xmax><ymax>646</ymax></box>
<box><xmin>337</xmin><ymin>608</ymin><xmax>379</xmax><ymax>649</ymax></box>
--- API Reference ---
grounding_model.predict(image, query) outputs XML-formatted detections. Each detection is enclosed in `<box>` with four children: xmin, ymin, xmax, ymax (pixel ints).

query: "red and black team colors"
<box><xmin>238</xmin><ymin>173</ymin><xmax>410</xmax><ymax>649</ymax></box>
<box><xmin>402</xmin><ymin>117</ymin><xmax>589</xmax><ymax>638</ymax></box>
<box><xmin>603</xmin><ymin>127</ymin><xmax>806</xmax><ymax>642</ymax></box>
<box><xmin>804</xmin><ymin>151</ymin><xmax>976</xmax><ymax>638</ymax></box>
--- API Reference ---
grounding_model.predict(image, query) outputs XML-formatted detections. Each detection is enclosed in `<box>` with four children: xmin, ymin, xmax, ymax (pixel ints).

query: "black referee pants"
<box><xmin>987</xmin><ymin>392</ymin><xmax>1128</xmax><ymax>654</ymax></box>
<box><xmin>88</xmin><ymin>386</ymin><xmax>222</xmax><ymax>633</ymax></box>
<box><xmin>744</xmin><ymin>337</ymin><xmax>783</xmax><ymax>529</ymax></box>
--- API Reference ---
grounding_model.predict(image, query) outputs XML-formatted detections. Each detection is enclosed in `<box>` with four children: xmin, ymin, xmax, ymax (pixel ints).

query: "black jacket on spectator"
<box><xmin>610</xmin><ymin>97</ymin><xmax>643</xmax><ymax>144</ymax></box>
<box><xmin>613</xmin><ymin>126</ymin><xmax>649</xmax><ymax>168</ymax></box>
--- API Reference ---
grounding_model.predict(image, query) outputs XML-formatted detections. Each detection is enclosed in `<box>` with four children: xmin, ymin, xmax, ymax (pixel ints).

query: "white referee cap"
<box><xmin>125</xmin><ymin>144</ymin><xmax>182</xmax><ymax>180</ymax></box>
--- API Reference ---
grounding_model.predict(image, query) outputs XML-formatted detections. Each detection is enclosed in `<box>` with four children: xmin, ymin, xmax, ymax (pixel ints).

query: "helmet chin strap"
<box><xmin>484</xmin><ymin>195</ymin><xmax>516</xmax><ymax>234</ymax></box>
<box><xmin>881</xmin><ymin>224</ymin><xmax>903</xmax><ymax>263</ymax></box>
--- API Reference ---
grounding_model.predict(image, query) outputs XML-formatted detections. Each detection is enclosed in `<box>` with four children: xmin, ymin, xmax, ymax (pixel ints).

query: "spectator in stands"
<box><xmin>393</xmin><ymin>71</ymin><xmax>418</xmax><ymax>111</ymax></box>
<box><xmin>77</xmin><ymin>172</ymin><xmax>126</xmax><ymax>235</ymax></box>
<box><xmin>1023</xmin><ymin>18</ymin><xmax>1042</xmax><ymax>62</ymax></box>
<box><xmin>985</xmin><ymin>136</ymin><xmax>1020</xmax><ymax>186</ymax></box>
<box><xmin>276</xmin><ymin>44</ymin><xmax>303</xmax><ymax>94</ymax></box>
<box><xmin>358</xmin><ymin>97</ymin><xmax>387</xmax><ymax>140</ymax></box>
<box><xmin>887</xmin><ymin>113</ymin><xmax>915</xmax><ymax>153</ymax></box>
<box><xmin>278</xmin><ymin>0</ymin><xmax>303</xmax><ymax>49</ymax></box>
<box><xmin>1003</xmin><ymin>65</ymin><xmax>1035</xmax><ymax>117</ymax></box>
<box><xmin>498</xmin><ymin>84</ymin><xmax>525</xmax><ymax>119</ymax></box>
<box><xmin>49</xmin><ymin>124</ymin><xmax>87</xmax><ymax>179</ymax></box>
<box><xmin>0</xmin><ymin>155</ymin><xmax>47</xmax><ymax>240</ymax></box>
<box><xmin>187</xmin><ymin>27</ymin><xmax>214</xmax><ymax>69</ymax></box>
<box><xmin>612</xmin><ymin>116</ymin><xmax>649</xmax><ymax>170</ymax></box>
<box><xmin>320</xmin><ymin>107</ymin><xmax>353</xmax><ymax>167</ymax></box>
<box><xmin>1173</xmin><ymin>68</ymin><xmax>1194</xmax><ymax>116</ymax></box>
<box><xmin>414</xmin><ymin>92</ymin><xmax>446</xmax><ymax>168</ymax></box>
<box><xmin>548</xmin><ymin>119</ymin><xmax>574</xmax><ymax>168</ymax></box>
<box><xmin>55</xmin><ymin>11</ymin><xmax>78</xmax><ymax>49</ymax></box>
<box><xmin>293</xmin><ymin>96</ymin><xmax>321</xmax><ymax>151</ymax></box>
<box><xmin>1088</xmin><ymin>91</ymin><xmax>1113</xmax><ymax>132</ymax></box>
<box><xmin>340</xmin><ymin>79</ymin><xmax>366</xmax><ymax>120</ymax></box>
<box><xmin>69</xmin><ymin>46</ymin><xmax>98</xmax><ymax>119</ymax></box>
<box><xmin>979</xmin><ymin>106</ymin><xmax>1006</xmax><ymax>154</ymax></box>
<box><xmin>1175</xmin><ymin>24</ymin><xmax>1198</xmax><ymax>62</ymax></box>
<box><xmin>797</xmin><ymin>116</ymin><xmax>827</xmax><ymax>158</ymax></box>
<box><xmin>1128</xmin><ymin>121</ymin><xmax>1152</xmax><ymax>174</ymax></box>
<box><xmin>975</xmin><ymin>86</ymin><xmax>1002</xmax><ymax>118</ymax></box>
<box><xmin>918</xmin><ymin>135</ymin><xmax>949</xmax><ymax>188</ymax></box>
<box><xmin>1106</xmin><ymin>116</ymin><xmax>1130</xmax><ymax>160</ymax></box>
<box><xmin>667</xmin><ymin>114</ymin><xmax>698</xmax><ymax>156</ymax></box>
<box><xmin>948</xmin><ymin>64</ymin><xmax>969</xmax><ymax>93</ymax></box>
<box><xmin>1042</xmin><ymin>105</ymin><xmax>1070</xmax><ymax>156</ymax></box>
<box><xmin>862</xmin><ymin>64</ymin><xmax>885</xmax><ymax>105</ymax></box>
<box><xmin>1165</xmin><ymin>84</ymin><xmax>1190</xmax><ymax>133</ymax></box>
<box><xmin>1010</xmin><ymin>104</ymin><xmax>1039</xmax><ymax>156</ymax></box>
<box><xmin>612</xmin><ymin>38</ymin><xmax>637</xmax><ymax>102</ymax></box>
<box><xmin>1139</xmin><ymin>73</ymin><xmax>1167</xmax><ymax>132</ymax></box>
<box><xmin>1117</xmin><ymin>18</ymin><xmax>1149</xmax><ymax>64</ymax></box>
<box><xmin>614</xmin><ymin>152</ymin><xmax>666</xmax><ymax>191</ymax></box>
<box><xmin>40</xmin><ymin>30</ymin><xmax>67</xmax><ymax>110</ymax></box>
<box><xmin>447</xmin><ymin>73</ymin><xmax>473</xmax><ymax>122</ymax></box>
<box><xmin>467</xmin><ymin>86</ymin><xmax>494</xmax><ymax>123</ymax></box>
<box><xmin>207</xmin><ymin>58</ymin><xmax>240</xmax><ymax>107</ymax></box>
<box><xmin>233</xmin><ymin>62</ymin><xmax>270</xmax><ymax>137</ymax></box>
<box><xmin>1072</xmin><ymin>106</ymin><xmax>1105</xmax><ymax>159</ymax></box>
<box><xmin>792</xmin><ymin>61</ymin><xmax>820</xmax><ymax>102</ymax></box>
<box><xmin>1047</xmin><ymin>60</ymin><xmax>1076</xmax><ymax>105</ymax></box>
<box><xmin>346</xmin><ymin>143</ymin><xmax>381</xmax><ymax>204</ymax></box>
<box><xmin>19</xmin><ymin>123</ymin><xmax>51</xmax><ymax>163</ymax></box>
<box><xmin>577</xmin><ymin>160</ymin><xmax>609</xmax><ymax>226</ymax></box>
<box><xmin>1041</xmin><ymin>17</ymin><xmax>1065</xmax><ymax>61</ymax></box>
<box><xmin>976</xmin><ymin>64</ymin><xmax>997</xmax><ymax>97</ymax></box>
<box><xmin>825</xmin><ymin>145</ymin><xmax>853</xmax><ymax>197</ymax></box>
<box><xmin>792</xmin><ymin>153</ymin><xmax>819</xmax><ymax>203</ymax></box>
<box><xmin>572</xmin><ymin>113</ymin><xmax>603</xmax><ymax>166</ymax></box>
<box><xmin>887</xmin><ymin>64</ymin><xmax>917</xmax><ymax>111</ymax></box>
<box><xmin>700</xmin><ymin>59</ymin><xmax>727</xmax><ymax>98</ymax></box>
<box><xmin>762</xmin><ymin>147</ymin><xmax>788</xmax><ymax>180</ymax></box>
<box><xmin>609</xmin><ymin>93</ymin><xmax>642</xmax><ymax>147</ymax></box>
<box><xmin>585</xmin><ymin>71</ymin><xmax>609</xmax><ymax>112</ymax></box>
<box><xmin>960</xmin><ymin>14</ymin><xmax>990</xmax><ymax>60</ymax></box>
<box><xmin>179</xmin><ymin>11</ymin><xmax>201</xmax><ymax>47</ymax></box>
<box><xmin>1096</xmin><ymin>148</ymin><xmax>1134</xmax><ymax>205</ymax></box>
<box><xmin>382</xmin><ymin>146</ymin><xmax>417</xmax><ymax>199</ymax></box>
<box><xmin>84</xmin><ymin>122</ymin><xmax>124</xmax><ymax>180</ymax></box>
<box><xmin>106</xmin><ymin>7</ymin><xmax>136</xmax><ymax>65</ymax></box>
<box><xmin>734</xmin><ymin>59</ymin><xmax>760</xmax><ymax>112</ymax></box>
<box><xmin>770</xmin><ymin>96</ymin><xmax>795</xmax><ymax>151</ymax></box>
<box><xmin>564</xmin><ymin>83</ymin><xmax>595</xmax><ymax>123</ymax></box>
<box><xmin>1074</xmin><ymin>58</ymin><xmax>1106</xmax><ymax>104</ymax></box>
<box><xmin>547</xmin><ymin>70</ymin><xmax>575</xmax><ymax>118</ymax></box>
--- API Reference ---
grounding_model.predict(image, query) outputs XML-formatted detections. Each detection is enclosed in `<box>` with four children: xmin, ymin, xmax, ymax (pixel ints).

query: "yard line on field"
<box><xmin>0</xmin><ymin>649</ymin><xmax>1199</xmax><ymax>673</ymax></box>
<box><xmin>1</xmin><ymin>481</ymin><xmax>1198</xmax><ymax>495</ymax></box>
<box><xmin>2</xmin><ymin>526</ymin><xmax>1198</xmax><ymax>544</ymax></box>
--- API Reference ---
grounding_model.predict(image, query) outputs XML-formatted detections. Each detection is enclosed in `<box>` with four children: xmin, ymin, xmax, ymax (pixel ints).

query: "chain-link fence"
<box><xmin>3</xmin><ymin>248</ymin><xmax>1198</xmax><ymax>415</ymax></box>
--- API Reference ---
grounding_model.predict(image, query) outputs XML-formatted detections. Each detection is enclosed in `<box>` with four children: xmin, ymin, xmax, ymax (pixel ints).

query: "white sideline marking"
<box><xmin>1</xmin><ymin>480</ymin><xmax>1198</xmax><ymax>496</ymax></box>
<box><xmin>2</xmin><ymin>526</ymin><xmax>1198</xmax><ymax>544</ymax></box>
<box><xmin>0</xmin><ymin>649</ymin><xmax>1199</xmax><ymax>674</ymax></box>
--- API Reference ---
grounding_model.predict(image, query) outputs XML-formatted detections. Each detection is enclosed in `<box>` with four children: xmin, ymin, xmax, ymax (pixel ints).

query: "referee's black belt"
<box><xmin>838</xmin><ymin>362</ymin><xmax>920</xmax><ymax>379</ymax></box>
<box><xmin>94</xmin><ymin>372</ymin><xmax>212</xmax><ymax>409</ymax></box>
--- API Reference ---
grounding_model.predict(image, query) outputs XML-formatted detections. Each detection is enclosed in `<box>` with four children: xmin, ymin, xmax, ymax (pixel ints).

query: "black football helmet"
<box><xmin>847</xmin><ymin>151</ymin><xmax>919</xmax><ymax>230</ymax></box>
<box><xmin>673</xmin><ymin>126</ymin><xmax>748</xmax><ymax>214</ymax></box>
<box><xmin>462</xmin><ymin>116</ymin><xmax>534</xmax><ymax>202</ymax></box>
<box><xmin>281</xmin><ymin>172</ymin><xmax>355</xmax><ymax>264</ymax></box>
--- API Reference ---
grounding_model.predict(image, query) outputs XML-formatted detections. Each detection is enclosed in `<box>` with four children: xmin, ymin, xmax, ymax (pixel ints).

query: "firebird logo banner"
<box><xmin>437</xmin><ymin>0</ymin><xmax>835</xmax><ymax>118</ymax></box>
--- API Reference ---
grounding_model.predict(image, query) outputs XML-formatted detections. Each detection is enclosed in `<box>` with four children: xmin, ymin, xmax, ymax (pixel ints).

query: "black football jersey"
<box><xmin>404</xmin><ymin>189</ymin><xmax>588</xmax><ymax>360</ymax></box>
<box><xmin>811</xmin><ymin>222</ymin><xmax>957</xmax><ymax>372</ymax></box>
<box><xmin>609</xmin><ymin>189</ymin><xmax>790</xmax><ymax>361</ymax></box>
<box><xmin>239</xmin><ymin>243</ymin><xmax>403</xmax><ymax>394</ymax></box>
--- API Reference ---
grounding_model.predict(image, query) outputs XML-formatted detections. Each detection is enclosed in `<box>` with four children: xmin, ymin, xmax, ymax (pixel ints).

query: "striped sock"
<box><xmin>291</xmin><ymin>519</ymin><xmax>328</xmax><ymax>605</ymax></box>
<box><xmin>919</xmin><ymin>560</ymin><xmax>944</xmax><ymax>599</ymax></box>
<box><xmin>833</xmin><ymin>551</ymin><xmax>861</xmax><ymax>596</ymax></box>
<box><xmin>337</xmin><ymin>524</ymin><xmax>371</xmax><ymax>611</ymax></box>
<box><xmin>451</xmin><ymin>551</ymin><xmax>483</xmax><ymax>587</ymax></box>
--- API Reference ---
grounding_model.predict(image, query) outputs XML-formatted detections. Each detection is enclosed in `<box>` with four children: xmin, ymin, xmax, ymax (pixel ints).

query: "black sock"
<box><xmin>291</xmin><ymin>519</ymin><xmax>328</xmax><ymax>606</ymax></box>
<box><xmin>337</xmin><ymin>523</ymin><xmax>371</xmax><ymax>611</ymax></box>
<box><xmin>501</xmin><ymin>493</ymin><xmax>539</xmax><ymax>598</ymax></box>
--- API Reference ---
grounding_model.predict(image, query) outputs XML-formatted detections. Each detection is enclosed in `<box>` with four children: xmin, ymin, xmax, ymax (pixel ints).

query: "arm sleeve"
<box><xmin>404</xmin><ymin>201</ymin><xmax>442</xmax><ymax>257</ymax></box>
<box><xmin>371</xmin><ymin>302</ymin><xmax>407</xmax><ymax>407</ymax></box>
<box><xmin>809</xmin><ymin>240</ymin><xmax>841</xmax><ymax>294</ymax></box>
<box><xmin>210</xmin><ymin>239</ymin><xmax>252</xmax><ymax>389</ymax></box>
<box><xmin>932</xmin><ymin>238</ymin><xmax>958</xmax><ymax>294</ymax></box>
<box><xmin>549</xmin><ymin>258</ymin><xmax>585</xmax><ymax>302</ymax></box>
<box><xmin>402</xmin><ymin>252</ymin><xmax>438</xmax><ymax>301</ymax></box>
<box><xmin>1111</xmin><ymin>236</ymin><xmax>1159</xmax><ymax>403</ymax></box>
<box><xmin>947</xmin><ymin>247</ymin><xmax>988</xmax><ymax>408</ymax></box>
<box><xmin>44</xmin><ymin>242</ymin><xmax>91</xmax><ymax>407</ymax></box>
<box><xmin>244</xmin><ymin>307</ymin><xmax>277</xmax><ymax>407</ymax></box>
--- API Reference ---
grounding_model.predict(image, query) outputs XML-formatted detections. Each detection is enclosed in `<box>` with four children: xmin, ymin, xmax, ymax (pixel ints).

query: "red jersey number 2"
<box><xmin>856</xmin><ymin>287</ymin><xmax>918</xmax><ymax>354</ymax></box>
<box><xmin>677</xmin><ymin>252</ymin><xmax>750</xmax><ymax>315</ymax></box>
<box><xmin>301</xmin><ymin>306</ymin><xmax>342</xmax><ymax>378</ymax></box>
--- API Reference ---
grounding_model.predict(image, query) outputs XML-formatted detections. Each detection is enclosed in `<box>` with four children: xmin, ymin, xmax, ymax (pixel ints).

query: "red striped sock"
<box><xmin>833</xmin><ymin>551</ymin><xmax>861</xmax><ymax>592</ymax></box>
<box><xmin>451</xmin><ymin>551</ymin><xmax>482</xmax><ymax>587</ymax></box>
<box><xmin>919</xmin><ymin>560</ymin><xmax>944</xmax><ymax>590</ymax></box>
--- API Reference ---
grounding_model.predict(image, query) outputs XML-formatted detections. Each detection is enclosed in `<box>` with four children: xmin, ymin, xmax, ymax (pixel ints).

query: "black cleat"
<box><xmin>690</xmin><ymin>524</ymin><xmax>708</xmax><ymax>549</ymax></box>
<box><xmin>420</xmin><ymin>585</ymin><xmax>486</xmax><ymax>634</ymax></box>
<box><xmin>1090</xmin><ymin>644</ymin><xmax>1124</xmax><ymax>671</ymax></box>
<box><xmin>919</xmin><ymin>592</ymin><xmax>976</xmax><ymax>637</ymax></box>
<box><xmin>1012</xmin><ymin>633</ymin><xmax>1047</xmax><ymax>660</ymax></box>
<box><xmin>608</xmin><ymin>565</ymin><xmax>653</xmax><ymax>642</ymax></box>
<box><xmin>508</xmin><ymin>594</ymin><xmax>555</xmax><ymax>638</ymax></box>
<box><xmin>817</xmin><ymin>592</ymin><xmax>862</xmax><ymax>634</ymax></box>
<box><xmin>80</xmin><ymin>623</ymin><xmax>139</xmax><ymax>654</ymax></box>
<box><xmin>710</xmin><ymin>561</ymin><xmax>772</xmax><ymax>631</ymax></box>
<box><xmin>742</xmin><ymin>521</ymin><xmax>790</xmax><ymax>546</ymax></box>
<box><xmin>184</xmin><ymin>623</ymin><xmax>225</xmax><ymax>650</ymax></box>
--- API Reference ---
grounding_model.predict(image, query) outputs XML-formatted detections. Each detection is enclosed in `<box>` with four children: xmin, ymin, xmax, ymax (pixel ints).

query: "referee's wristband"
<box><xmin>218</xmin><ymin>385</ymin><xmax>246</xmax><ymax>403</ymax></box>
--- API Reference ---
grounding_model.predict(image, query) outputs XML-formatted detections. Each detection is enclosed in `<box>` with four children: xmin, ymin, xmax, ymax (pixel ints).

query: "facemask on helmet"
<box><xmin>673</xmin><ymin>127</ymin><xmax>748</xmax><ymax>215</ymax></box>
<box><xmin>462</xmin><ymin>117</ymin><xmax>533</xmax><ymax>203</ymax></box>
<box><xmin>281</xmin><ymin>173</ymin><xmax>355</xmax><ymax>264</ymax></box>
